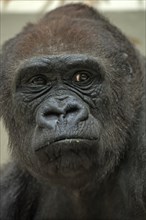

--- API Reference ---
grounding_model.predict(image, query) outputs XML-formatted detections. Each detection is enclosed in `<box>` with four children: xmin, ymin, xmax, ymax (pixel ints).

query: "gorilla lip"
<box><xmin>35</xmin><ymin>138</ymin><xmax>98</xmax><ymax>152</ymax></box>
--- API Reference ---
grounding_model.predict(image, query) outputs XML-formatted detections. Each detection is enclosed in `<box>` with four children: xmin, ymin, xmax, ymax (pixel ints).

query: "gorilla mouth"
<box><xmin>35</xmin><ymin>137</ymin><xmax>98</xmax><ymax>152</ymax></box>
<box><xmin>52</xmin><ymin>138</ymin><xmax>93</xmax><ymax>144</ymax></box>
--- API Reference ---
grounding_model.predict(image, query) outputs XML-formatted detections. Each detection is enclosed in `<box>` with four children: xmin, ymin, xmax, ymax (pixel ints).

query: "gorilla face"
<box><xmin>11</xmin><ymin>54</ymin><xmax>104</xmax><ymax>186</ymax></box>
<box><xmin>1</xmin><ymin>5</ymin><xmax>141</xmax><ymax>188</ymax></box>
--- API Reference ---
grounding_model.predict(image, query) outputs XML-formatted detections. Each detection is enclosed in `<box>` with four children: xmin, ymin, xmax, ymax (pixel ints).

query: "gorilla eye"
<box><xmin>28</xmin><ymin>75</ymin><xmax>47</xmax><ymax>86</ymax></box>
<box><xmin>73</xmin><ymin>72</ymin><xmax>90</xmax><ymax>83</ymax></box>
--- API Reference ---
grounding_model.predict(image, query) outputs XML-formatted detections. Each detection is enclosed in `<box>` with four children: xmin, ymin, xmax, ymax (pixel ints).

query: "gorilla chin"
<box><xmin>34</xmin><ymin>138</ymin><xmax>99</xmax><ymax>180</ymax></box>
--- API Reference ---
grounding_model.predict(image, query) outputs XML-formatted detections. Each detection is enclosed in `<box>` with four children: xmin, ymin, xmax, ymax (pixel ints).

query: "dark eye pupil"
<box><xmin>75</xmin><ymin>73</ymin><xmax>89</xmax><ymax>82</ymax></box>
<box><xmin>31</xmin><ymin>76</ymin><xmax>46</xmax><ymax>85</ymax></box>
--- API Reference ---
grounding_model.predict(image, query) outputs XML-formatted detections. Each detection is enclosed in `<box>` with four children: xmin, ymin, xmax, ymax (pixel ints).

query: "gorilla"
<box><xmin>0</xmin><ymin>3</ymin><xmax>146</xmax><ymax>220</ymax></box>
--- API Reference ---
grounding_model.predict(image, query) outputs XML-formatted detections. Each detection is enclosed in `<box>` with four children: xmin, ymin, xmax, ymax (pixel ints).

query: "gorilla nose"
<box><xmin>36</xmin><ymin>96</ymin><xmax>89</xmax><ymax>129</ymax></box>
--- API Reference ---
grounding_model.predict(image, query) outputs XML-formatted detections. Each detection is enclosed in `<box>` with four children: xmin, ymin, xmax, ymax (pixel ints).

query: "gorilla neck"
<box><xmin>35</xmin><ymin>182</ymin><xmax>99</xmax><ymax>219</ymax></box>
<box><xmin>35</xmin><ymin>172</ymin><xmax>123</xmax><ymax>220</ymax></box>
<box><xmin>14</xmin><ymin>159</ymin><xmax>139</xmax><ymax>219</ymax></box>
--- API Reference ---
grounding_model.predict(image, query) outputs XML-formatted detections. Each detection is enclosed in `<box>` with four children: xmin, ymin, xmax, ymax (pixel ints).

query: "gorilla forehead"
<box><xmin>14</xmin><ymin>17</ymin><xmax>118</xmax><ymax>59</ymax></box>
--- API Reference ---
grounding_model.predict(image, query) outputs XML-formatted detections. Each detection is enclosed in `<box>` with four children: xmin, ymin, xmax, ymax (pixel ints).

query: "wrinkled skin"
<box><xmin>0</xmin><ymin>3</ymin><xmax>146</xmax><ymax>220</ymax></box>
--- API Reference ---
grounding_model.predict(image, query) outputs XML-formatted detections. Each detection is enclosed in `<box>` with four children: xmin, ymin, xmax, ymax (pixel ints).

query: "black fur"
<box><xmin>0</xmin><ymin>4</ymin><xmax>146</xmax><ymax>220</ymax></box>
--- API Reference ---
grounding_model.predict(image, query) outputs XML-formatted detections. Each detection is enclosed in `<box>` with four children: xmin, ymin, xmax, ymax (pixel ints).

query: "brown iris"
<box><xmin>74</xmin><ymin>72</ymin><xmax>89</xmax><ymax>83</ymax></box>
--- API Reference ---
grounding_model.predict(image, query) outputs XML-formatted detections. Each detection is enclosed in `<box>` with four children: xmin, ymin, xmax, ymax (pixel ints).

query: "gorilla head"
<box><xmin>0</xmin><ymin>4</ymin><xmax>144</xmax><ymax>190</ymax></box>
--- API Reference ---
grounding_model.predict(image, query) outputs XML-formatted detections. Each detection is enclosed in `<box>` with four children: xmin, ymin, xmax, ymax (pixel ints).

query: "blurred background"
<box><xmin>0</xmin><ymin>0</ymin><xmax>146</xmax><ymax>165</ymax></box>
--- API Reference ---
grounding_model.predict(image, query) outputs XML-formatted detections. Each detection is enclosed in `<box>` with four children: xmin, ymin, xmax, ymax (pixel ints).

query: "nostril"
<box><xmin>43</xmin><ymin>105</ymin><xmax>65</xmax><ymax>118</ymax></box>
<box><xmin>43</xmin><ymin>111</ymin><xmax>60</xmax><ymax>117</ymax></box>
<box><xmin>64</xmin><ymin>103</ymin><xmax>88</xmax><ymax>124</ymax></box>
<box><xmin>65</xmin><ymin>106</ymin><xmax>79</xmax><ymax>116</ymax></box>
